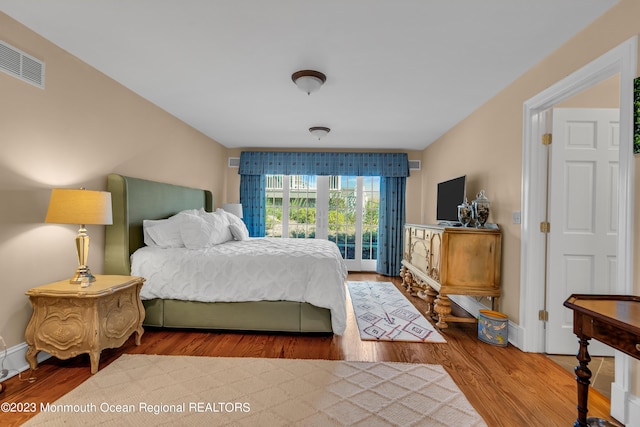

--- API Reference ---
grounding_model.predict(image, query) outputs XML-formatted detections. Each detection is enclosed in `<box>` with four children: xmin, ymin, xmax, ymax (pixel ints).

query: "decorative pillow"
<box><xmin>217</xmin><ymin>208</ymin><xmax>250</xmax><ymax>241</ymax></box>
<box><xmin>229</xmin><ymin>223</ymin><xmax>250</xmax><ymax>241</ymax></box>
<box><xmin>143</xmin><ymin>215</ymin><xmax>185</xmax><ymax>248</ymax></box>
<box><xmin>142</xmin><ymin>209</ymin><xmax>201</xmax><ymax>248</ymax></box>
<box><xmin>142</xmin><ymin>220</ymin><xmax>158</xmax><ymax>246</ymax></box>
<box><xmin>179</xmin><ymin>214</ymin><xmax>215</xmax><ymax>249</ymax></box>
<box><xmin>203</xmin><ymin>211</ymin><xmax>234</xmax><ymax>244</ymax></box>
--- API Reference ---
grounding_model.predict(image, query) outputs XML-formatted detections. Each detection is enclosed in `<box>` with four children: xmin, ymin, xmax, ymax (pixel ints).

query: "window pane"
<box><xmin>265</xmin><ymin>174</ymin><xmax>283</xmax><ymax>237</ymax></box>
<box><xmin>288</xmin><ymin>175</ymin><xmax>316</xmax><ymax>238</ymax></box>
<box><xmin>362</xmin><ymin>177</ymin><xmax>380</xmax><ymax>260</ymax></box>
<box><xmin>328</xmin><ymin>176</ymin><xmax>357</xmax><ymax>260</ymax></box>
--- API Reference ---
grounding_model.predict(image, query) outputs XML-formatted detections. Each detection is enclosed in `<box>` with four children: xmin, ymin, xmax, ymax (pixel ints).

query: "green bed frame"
<box><xmin>104</xmin><ymin>174</ymin><xmax>333</xmax><ymax>333</ymax></box>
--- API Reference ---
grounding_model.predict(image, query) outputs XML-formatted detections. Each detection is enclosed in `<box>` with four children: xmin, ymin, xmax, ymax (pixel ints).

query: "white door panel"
<box><xmin>546</xmin><ymin>108</ymin><xmax>619</xmax><ymax>356</ymax></box>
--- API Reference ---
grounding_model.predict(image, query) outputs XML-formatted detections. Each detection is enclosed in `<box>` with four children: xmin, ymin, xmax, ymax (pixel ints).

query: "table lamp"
<box><xmin>45</xmin><ymin>188</ymin><xmax>113</xmax><ymax>284</ymax></box>
<box><xmin>221</xmin><ymin>203</ymin><xmax>243</xmax><ymax>218</ymax></box>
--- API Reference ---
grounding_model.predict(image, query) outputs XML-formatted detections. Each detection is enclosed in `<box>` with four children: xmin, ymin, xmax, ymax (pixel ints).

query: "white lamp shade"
<box><xmin>291</xmin><ymin>70</ymin><xmax>326</xmax><ymax>95</ymax></box>
<box><xmin>45</xmin><ymin>188</ymin><xmax>113</xmax><ymax>225</ymax></box>
<box><xmin>222</xmin><ymin>203</ymin><xmax>243</xmax><ymax>219</ymax></box>
<box><xmin>295</xmin><ymin>75</ymin><xmax>323</xmax><ymax>94</ymax></box>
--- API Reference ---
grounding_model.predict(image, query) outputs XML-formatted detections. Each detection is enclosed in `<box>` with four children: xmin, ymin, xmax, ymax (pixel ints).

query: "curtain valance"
<box><xmin>238</xmin><ymin>151</ymin><xmax>410</xmax><ymax>177</ymax></box>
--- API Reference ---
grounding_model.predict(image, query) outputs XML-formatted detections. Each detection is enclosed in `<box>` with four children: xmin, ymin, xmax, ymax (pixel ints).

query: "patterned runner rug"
<box><xmin>24</xmin><ymin>354</ymin><xmax>485</xmax><ymax>426</ymax></box>
<box><xmin>348</xmin><ymin>281</ymin><xmax>446</xmax><ymax>343</ymax></box>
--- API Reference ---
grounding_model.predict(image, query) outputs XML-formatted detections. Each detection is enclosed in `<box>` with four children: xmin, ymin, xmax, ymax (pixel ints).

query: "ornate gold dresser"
<box><xmin>400</xmin><ymin>224</ymin><xmax>501</xmax><ymax>328</ymax></box>
<box><xmin>25</xmin><ymin>275</ymin><xmax>145</xmax><ymax>373</ymax></box>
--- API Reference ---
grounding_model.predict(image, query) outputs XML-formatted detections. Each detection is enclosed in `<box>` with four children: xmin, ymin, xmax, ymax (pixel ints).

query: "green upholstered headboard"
<box><xmin>104</xmin><ymin>174</ymin><xmax>213</xmax><ymax>275</ymax></box>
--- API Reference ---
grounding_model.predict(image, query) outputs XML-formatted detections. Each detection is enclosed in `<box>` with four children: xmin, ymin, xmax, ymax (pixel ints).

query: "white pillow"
<box><xmin>179</xmin><ymin>210</ymin><xmax>233</xmax><ymax>248</ymax></box>
<box><xmin>229</xmin><ymin>223</ymin><xmax>250</xmax><ymax>241</ymax></box>
<box><xmin>142</xmin><ymin>209</ymin><xmax>200</xmax><ymax>248</ymax></box>
<box><xmin>179</xmin><ymin>214</ymin><xmax>215</xmax><ymax>249</ymax></box>
<box><xmin>142</xmin><ymin>220</ymin><xmax>158</xmax><ymax>246</ymax></box>
<box><xmin>217</xmin><ymin>208</ymin><xmax>250</xmax><ymax>241</ymax></box>
<box><xmin>203</xmin><ymin>211</ymin><xmax>234</xmax><ymax>244</ymax></box>
<box><xmin>143</xmin><ymin>215</ymin><xmax>184</xmax><ymax>248</ymax></box>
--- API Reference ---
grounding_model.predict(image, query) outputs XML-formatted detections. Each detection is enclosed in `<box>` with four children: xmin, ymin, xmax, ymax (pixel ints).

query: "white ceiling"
<box><xmin>0</xmin><ymin>0</ymin><xmax>619</xmax><ymax>150</ymax></box>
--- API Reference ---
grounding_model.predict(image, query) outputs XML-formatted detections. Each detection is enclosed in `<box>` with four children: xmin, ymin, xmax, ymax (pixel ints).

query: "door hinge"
<box><xmin>540</xmin><ymin>221</ymin><xmax>551</xmax><ymax>233</ymax></box>
<box><xmin>542</xmin><ymin>133</ymin><xmax>552</xmax><ymax>145</ymax></box>
<box><xmin>538</xmin><ymin>310</ymin><xmax>549</xmax><ymax>321</ymax></box>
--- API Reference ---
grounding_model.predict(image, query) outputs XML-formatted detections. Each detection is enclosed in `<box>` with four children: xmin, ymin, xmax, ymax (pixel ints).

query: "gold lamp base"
<box><xmin>70</xmin><ymin>226</ymin><xmax>95</xmax><ymax>285</ymax></box>
<box><xmin>70</xmin><ymin>265</ymin><xmax>96</xmax><ymax>284</ymax></box>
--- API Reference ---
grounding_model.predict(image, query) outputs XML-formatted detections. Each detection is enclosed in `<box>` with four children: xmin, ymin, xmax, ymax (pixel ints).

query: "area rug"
<box><xmin>24</xmin><ymin>354</ymin><xmax>485</xmax><ymax>426</ymax></box>
<box><xmin>347</xmin><ymin>281</ymin><xmax>446</xmax><ymax>343</ymax></box>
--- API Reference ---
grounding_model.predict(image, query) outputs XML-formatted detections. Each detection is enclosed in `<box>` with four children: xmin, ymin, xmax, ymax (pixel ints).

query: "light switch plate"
<box><xmin>512</xmin><ymin>211</ymin><xmax>521</xmax><ymax>224</ymax></box>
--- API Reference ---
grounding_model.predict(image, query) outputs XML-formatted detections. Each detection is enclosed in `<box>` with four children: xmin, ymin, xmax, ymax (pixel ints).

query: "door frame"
<box><xmin>520</xmin><ymin>36</ymin><xmax>637</xmax><ymax>422</ymax></box>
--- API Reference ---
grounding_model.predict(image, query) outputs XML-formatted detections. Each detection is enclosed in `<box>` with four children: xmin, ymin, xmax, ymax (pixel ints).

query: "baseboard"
<box><xmin>448</xmin><ymin>295</ymin><xmax>523</xmax><ymax>349</ymax></box>
<box><xmin>0</xmin><ymin>341</ymin><xmax>50</xmax><ymax>382</ymax></box>
<box><xmin>610</xmin><ymin>379</ymin><xmax>627</xmax><ymax>421</ymax></box>
<box><xmin>611</xmin><ymin>381</ymin><xmax>640</xmax><ymax>427</ymax></box>
<box><xmin>627</xmin><ymin>394</ymin><xmax>640</xmax><ymax>427</ymax></box>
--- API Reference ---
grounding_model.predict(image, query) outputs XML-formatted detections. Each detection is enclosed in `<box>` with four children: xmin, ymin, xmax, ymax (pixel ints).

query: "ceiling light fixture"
<box><xmin>309</xmin><ymin>126</ymin><xmax>330</xmax><ymax>140</ymax></box>
<box><xmin>292</xmin><ymin>70</ymin><xmax>326</xmax><ymax>95</ymax></box>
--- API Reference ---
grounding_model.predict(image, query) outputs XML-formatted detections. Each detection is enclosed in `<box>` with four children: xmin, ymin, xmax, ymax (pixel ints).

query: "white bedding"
<box><xmin>131</xmin><ymin>238</ymin><xmax>348</xmax><ymax>334</ymax></box>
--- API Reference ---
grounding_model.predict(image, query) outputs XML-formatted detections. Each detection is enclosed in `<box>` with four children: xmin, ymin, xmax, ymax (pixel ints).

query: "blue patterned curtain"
<box><xmin>377</xmin><ymin>177</ymin><xmax>406</xmax><ymax>276</ymax></box>
<box><xmin>239</xmin><ymin>174</ymin><xmax>266</xmax><ymax>237</ymax></box>
<box><xmin>238</xmin><ymin>151</ymin><xmax>408</xmax><ymax>276</ymax></box>
<box><xmin>239</xmin><ymin>151</ymin><xmax>409</xmax><ymax>177</ymax></box>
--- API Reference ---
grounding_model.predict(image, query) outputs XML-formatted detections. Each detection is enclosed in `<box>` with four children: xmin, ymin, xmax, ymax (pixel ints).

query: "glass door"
<box><xmin>265</xmin><ymin>175</ymin><xmax>379</xmax><ymax>271</ymax></box>
<box><xmin>327</xmin><ymin>176</ymin><xmax>378</xmax><ymax>271</ymax></box>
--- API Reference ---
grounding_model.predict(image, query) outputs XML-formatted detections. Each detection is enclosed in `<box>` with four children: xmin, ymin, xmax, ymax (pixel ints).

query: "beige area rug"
<box><xmin>24</xmin><ymin>354</ymin><xmax>486</xmax><ymax>427</ymax></box>
<box><xmin>348</xmin><ymin>281</ymin><xmax>446</xmax><ymax>343</ymax></box>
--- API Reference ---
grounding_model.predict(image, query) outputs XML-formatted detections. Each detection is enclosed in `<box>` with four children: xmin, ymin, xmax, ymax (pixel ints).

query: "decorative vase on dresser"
<box><xmin>400</xmin><ymin>224</ymin><xmax>501</xmax><ymax>328</ymax></box>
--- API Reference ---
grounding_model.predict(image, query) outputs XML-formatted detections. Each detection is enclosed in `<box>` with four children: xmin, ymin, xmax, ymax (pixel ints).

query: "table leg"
<box><xmin>135</xmin><ymin>327</ymin><xmax>144</xmax><ymax>345</ymax></box>
<box><xmin>25</xmin><ymin>346</ymin><xmax>39</xmax><ymax>371</ymax></box>
<box><xmin>89</xmin><ymin>351</ymin><xmax>101</xmax><ymax>374</ymax></box>
<box><xmin>434</xmin><ymin>293</ymin><xmax>451</xmax><ymax>329</ymax></box>
<box><xmin>574</xmin><ymin>336</ymin><xmax>592</xmax><ymax>427</ymax></box>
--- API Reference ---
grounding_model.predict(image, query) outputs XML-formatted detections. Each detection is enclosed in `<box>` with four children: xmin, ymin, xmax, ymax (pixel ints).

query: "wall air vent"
<box><xmin>228</xmin><ymin>157</ymin><xmax>240</xmax><ymax>168</ymax></box>
<box><xmin>409</xmin><ymin>160</ymin><xmax>421</xmax><ymax>170</ymax></box>
<box><xmin>0</xmin><ymin>40</ymin><xmax>45</xmax><ymax>89</ymax></box>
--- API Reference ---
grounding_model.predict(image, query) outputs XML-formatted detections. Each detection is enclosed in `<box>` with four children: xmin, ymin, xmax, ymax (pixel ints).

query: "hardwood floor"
<box><xmin>1</xmin><ymin>273</ymin><xmax>615</xmax><ymax>426</ymax></box>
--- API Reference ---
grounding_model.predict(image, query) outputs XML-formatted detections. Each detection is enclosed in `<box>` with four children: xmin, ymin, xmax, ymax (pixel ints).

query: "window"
<box><xmin>265</xmin><ymin>175</ymin><xmax>379</xmax><ymax>271</ymax></box>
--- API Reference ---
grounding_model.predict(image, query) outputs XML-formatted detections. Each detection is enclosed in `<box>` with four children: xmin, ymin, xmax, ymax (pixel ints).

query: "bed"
<box><xmin>104</xmin><ymin>174</ymin><xmax>347</xmax><ymax>334</ymax></box>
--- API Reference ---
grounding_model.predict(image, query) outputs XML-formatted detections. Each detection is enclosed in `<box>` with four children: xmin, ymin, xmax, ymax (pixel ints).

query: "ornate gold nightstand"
<box><xmin>25</xmin><ymin>275</ymin><xmax>145</xmax><ymax>374</ymax></box>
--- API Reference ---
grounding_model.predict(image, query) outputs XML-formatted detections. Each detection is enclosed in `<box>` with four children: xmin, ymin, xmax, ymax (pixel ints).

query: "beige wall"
<box><xmin>555</xmin><ymin>74</ymin><xmax>619</xmax><ymax>109</ymax></box>
<box><xmin>0</xmin><ymin>13</ymin><xmax>228</xmax><ymax>347</ymax></box>
<box><xmin>422</xmin><ymin>0</ymin><xmax>640</xmax><ymax>325</ymax></box>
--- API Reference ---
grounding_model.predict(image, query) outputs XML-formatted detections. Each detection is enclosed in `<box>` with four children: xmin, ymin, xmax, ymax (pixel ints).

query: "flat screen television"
<box><xmin>436</xmin><ymin>175</ymin><xmax>466</xmax><ymax>224</ymax></box>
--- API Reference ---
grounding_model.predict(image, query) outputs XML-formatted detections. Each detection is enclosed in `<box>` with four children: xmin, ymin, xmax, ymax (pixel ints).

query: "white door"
<box><xmin>546</xmin><ymin>108</ymin><xmax>619</xmax><ymax>355</ymax></box>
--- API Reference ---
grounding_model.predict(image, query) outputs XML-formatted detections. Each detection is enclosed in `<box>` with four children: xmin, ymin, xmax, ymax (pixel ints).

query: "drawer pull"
<box><xmin>636</xmin><ymin>344</ymin><xmax>640</xmax><ymax>352</ymax></box>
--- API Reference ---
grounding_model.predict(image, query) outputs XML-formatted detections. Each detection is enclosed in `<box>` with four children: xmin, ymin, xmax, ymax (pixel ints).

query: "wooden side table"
<box><xmin>25</xmin><ymin>275</ymin><xmax>145</xmax><ymax>374</ymax></box>
<box><xmin>564</xmin><ymin>294</ymin><xmax>640</xmax><ymax>427</ymax></box>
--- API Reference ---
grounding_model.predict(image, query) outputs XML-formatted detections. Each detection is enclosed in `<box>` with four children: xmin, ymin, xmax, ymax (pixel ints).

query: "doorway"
<box><xmin>520</xmin><ymin>36</ymin><xmax>637</xmax><ymax>422</ymax></box>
